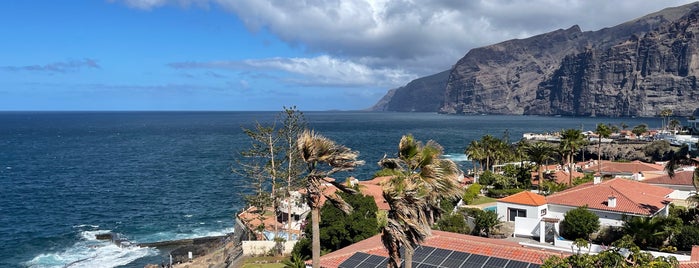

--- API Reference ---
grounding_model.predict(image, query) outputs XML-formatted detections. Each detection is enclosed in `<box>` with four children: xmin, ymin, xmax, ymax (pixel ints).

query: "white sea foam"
<box><xmin>72</xmin><ymin>224</ymin><xmax>100</xmax><ymax>229</ymax></box>
<box><xmin>24</xmin><ymin>230</ymin><xmax>158</xmax><ymax>268</ymax></box>
<box><xmin>137</xmin><ymin>227</ymin><xmax>235</xmax><ymax>243</ymax></box>
<box><xmin>183</xmin><ymin>214</ymin><xmax>193</xmax><ymax>218</ymax></box>
<box><xmin>443</xmin><ymin>153</ymin><xmax>470</xmax><ymax>162</ymax></box>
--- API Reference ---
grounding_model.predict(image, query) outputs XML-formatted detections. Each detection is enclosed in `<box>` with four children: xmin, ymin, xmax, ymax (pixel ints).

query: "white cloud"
<box><xmin>1</xmin><ymin>59</ymin><xmax>100</xmax><ymax>73</ymax></box>
<box><xmin>169</xmin><ymin>55</ymin><xmax>417</xmax><ymax>88</ymax></box>
<box><xmin>117</xmin><ymin>0</ymin><xmax>697</xmax><ymax>84</ymax></box>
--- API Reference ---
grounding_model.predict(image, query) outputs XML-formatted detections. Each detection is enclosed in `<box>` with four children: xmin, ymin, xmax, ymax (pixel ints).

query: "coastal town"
<box><xmin>157</xmin><ymin>111</ymin><xmax>699</xmax><ymax>268</ymax></box>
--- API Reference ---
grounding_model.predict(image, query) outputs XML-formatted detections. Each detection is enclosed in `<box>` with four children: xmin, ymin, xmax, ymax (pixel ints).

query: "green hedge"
<box><xmin>486</xmin><ymin>188</ymin><xmax>524</xmax><ymax>198</ymax></box>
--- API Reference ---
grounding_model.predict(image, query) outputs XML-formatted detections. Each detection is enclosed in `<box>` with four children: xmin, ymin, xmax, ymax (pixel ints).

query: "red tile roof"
<box><xmin>583</xmin><ymin>160</ymin><xmax>664</xmax><ymax>174</ymax></box>
<box><xmin>532</xmin><ymin>169</ymin><xmax>584</xmax><ymax>185</ymax></box>
<box><xmin>499</xmin><ymin>191</ymin><xmax>547</xmax><ymax>206</ymax></box>
<box><xmin>318</xmin><ymin>230</ymin><xmax>568</xmax><ymax>267</ymax></box>
<box><xmin>357</xmin><ymin>176</ymin><xmax>390</xmax><ymax>211</ymax></box>
<box><xmin>643</xmin><ymin>170</ymin><xmax>695</xmax><ymax>186</ymax></box>
<box><xmin>681</xmin><ymin>262</ymin><xmax>699</xmax><ymax>268</ymax></box>
<box><xmin>546</xmin><ymin>178</ymin><xmax>673</xmax><ymax>216</ymax></box>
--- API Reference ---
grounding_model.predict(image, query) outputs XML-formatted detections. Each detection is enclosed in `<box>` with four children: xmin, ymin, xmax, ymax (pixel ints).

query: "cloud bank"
<box><xmin>116</xmin><ymin>0</ymin><xmax>696</xmax><ymax>88</ymax></box>
<box><xmin>2</xmin><ymin>59</ymin><xmax>100</xmax><ymax>73</ymax></box>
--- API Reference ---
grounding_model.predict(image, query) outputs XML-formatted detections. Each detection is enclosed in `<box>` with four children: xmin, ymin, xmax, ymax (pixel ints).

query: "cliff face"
<box><xmin>528</xmin><ymin>9</ymin><xmax>699</xmax><ymax>116</ymax></box>
<box><xmin>374</xmin><ymin>70</ymin><xmax>450</xmax><ymax>112</ymax></box>
<box><xmin>372</xmin><ymin>2</ymin><xmax>699</xmax><ymax>116</ymax></box>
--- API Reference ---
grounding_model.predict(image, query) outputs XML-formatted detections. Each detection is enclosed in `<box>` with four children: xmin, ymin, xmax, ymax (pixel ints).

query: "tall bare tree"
<box><xmin>297</xmin><ymin>130</ymin><xmax>364</xmax><ymax>268</ymax></box>
<box><xmin>278</xmin><ymin>106</ymin><xmax>307</xmax><ymax>240</ymax></box>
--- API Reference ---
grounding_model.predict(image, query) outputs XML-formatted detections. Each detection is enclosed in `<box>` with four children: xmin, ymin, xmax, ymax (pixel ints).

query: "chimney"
<box><xmin>594</xmin><ymin>173</ymin><xmax>602</xmax><ymax>184</ymax></box>
<box><xmin>608</xmin><ymin>195</ymin><xmax>617</xmax><ymax>208</ymax></box>
<box><xmin>692</xmin><ymin>245</ymin><xmax>699</xmax><ymax>261</ymax></box>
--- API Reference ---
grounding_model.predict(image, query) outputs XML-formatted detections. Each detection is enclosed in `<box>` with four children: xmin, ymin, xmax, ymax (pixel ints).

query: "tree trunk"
<box><xmin>538</xmin><ymin>165</ymin><xmax>543</xmax><ymax>192</ymax></box>
<box><xmin>404</xmin><ymin>247</ymin><xmax>413</xmax><ymax>268</ymax></box>
<box><xmin>568</xmin><ymin>152</ymin><xmax>574</xmax><ymax>185</ymax></box>
<box><xmin>311</xmin><ymin>206</ymin><xmax>320</xmax><ymax>268</ymax></box>
<box><xmin>598</xmin><ymin>136</ymin><xmax>602</xmax><ymax>176</ymax></box>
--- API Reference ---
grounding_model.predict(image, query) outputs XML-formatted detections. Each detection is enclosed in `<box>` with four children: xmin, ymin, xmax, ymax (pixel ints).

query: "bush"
<box><xmin>671</xmin><ymin>225</ymin><xmax>699</xmax><ymax>251</ymax></box>
<box><xmin>434</xmin><ymin>213</ymin><xmax>470</xmax><ymax>234</ymax></box>
<box><xmin>486</xmin><ymin>188</ymin><xmax>524</xmax><ymax>198</ymax></box>
<box><xmin>292</xmin><ymin>190</ymin><xmax>380</xmax><ymax>255</ymax></box>
<box><xmin>560</xmin><ymin>206</ymin><xmax>600</xmax><ymax>240</ymax></box>
<box><xmin>462</xmin><ymin>183</ymin><xmax>482</xmax><ymax>205</ymax></box>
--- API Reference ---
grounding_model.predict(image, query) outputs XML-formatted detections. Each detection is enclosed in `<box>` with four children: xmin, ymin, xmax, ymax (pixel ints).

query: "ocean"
<box><xmin>0</xmin><ymin>111</ymin><xmax>659</xmax><ymax>268</ymax></box>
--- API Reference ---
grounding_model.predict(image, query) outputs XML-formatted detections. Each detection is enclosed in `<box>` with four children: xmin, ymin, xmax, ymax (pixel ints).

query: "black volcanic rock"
<box><xmin>371</xmin><ymin>2</ymin><xmax>699</xmax><ymax>116</ymax></box>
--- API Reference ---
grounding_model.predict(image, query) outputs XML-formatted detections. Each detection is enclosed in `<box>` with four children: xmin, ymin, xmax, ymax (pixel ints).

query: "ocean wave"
<box><xmin>24</xmin><ymin>230</ymin><xmax>158</xmax><ymax>268</ymax></box>
<box><xmin>136</xmin><ymin>227</ymin><xmax>235</xmax><ymax>243</ymax></box>
<box><xmin>443</xmin><ymin>153</ymin><xmax>470</xmax><ymax>162</ymax></box>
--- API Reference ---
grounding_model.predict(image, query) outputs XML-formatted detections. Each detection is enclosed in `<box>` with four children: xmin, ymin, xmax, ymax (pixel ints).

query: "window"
<box><xmin>540</xmin><ymin>208</ymin><xmax>547</xmax><ymax>216</ymax></box>
<box><xmin>508</xmin><ymin>208</ymin><xmax>527</xmax><ymax>221</ymax></box>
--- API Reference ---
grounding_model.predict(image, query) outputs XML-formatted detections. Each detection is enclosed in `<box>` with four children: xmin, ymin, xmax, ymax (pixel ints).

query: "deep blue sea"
<box><xmin>0</xmin><ymin>111</ymin><xmax>659</xmax><ymax>268</ymax></box>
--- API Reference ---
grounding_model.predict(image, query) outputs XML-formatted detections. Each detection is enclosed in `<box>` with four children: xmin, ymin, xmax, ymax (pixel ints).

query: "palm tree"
<box><xmin>595</xmin><ymin>123</ymin><xmax>612</xmax><ymax>176</ymax></box>
<box><xmin>379</xmin><ymin>135</ymin><xmax>462</xmax><ymax>268</ymax></box>
<box><xmin>465</xmin><ymin>140</ymin><xmax>485</xmax><ymax>175</ymax></box>
<box><xmin>668</xmin><ymin>119</ymin><xmax>681</xmax><ymax>134</ymax></box>
<box><xmin>560</xmin><ymin>129</ymin><xmax>586</xmax><ymax>185</ymax></box>
<box><xmin>660</xmin><ymin>108</ymin><xmax>673</xmax><ymax>132</ymax></box>
<box><xmin>297</xmin><ymin>130</ymin><xmax>364</xmax><ymax>268</ymax></box>
<box><xmin>526</xmin><ymin>141</ymin><xmax>555</xmax><ymax>192</ymax></box>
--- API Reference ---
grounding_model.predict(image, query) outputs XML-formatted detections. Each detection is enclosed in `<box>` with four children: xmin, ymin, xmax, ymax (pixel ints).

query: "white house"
<box><xmin>546</xmin><ymin>178</ymin><xmax>673</xmax><ymax>227</ymax></box>
<box><xmin>496</xmin><ymin>191</ymin><xmax>553</xmax><ymax>243</ymax></box>
<box><xmin>497</xmin><ymin>178</ymin><xmax>674</xmax><ymax>243</ymax></box>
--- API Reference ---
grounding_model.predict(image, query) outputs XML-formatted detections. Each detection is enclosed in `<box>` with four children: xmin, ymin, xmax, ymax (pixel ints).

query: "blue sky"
<box><xmin>1</xmin><ymin>0</ymin><xmax>695</xmax><ymax>111</ymax></box>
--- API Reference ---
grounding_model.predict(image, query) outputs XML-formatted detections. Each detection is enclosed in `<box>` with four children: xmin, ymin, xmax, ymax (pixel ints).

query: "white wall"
<box><xmin>548</xmin><ymin>204</ymin><xmax>628</xmax><ymax>226</ymax></box>
<box><xmin>497</xmin><ymin>202</ymin><xmax>547</xmax><ymax>222</ymax></box>
<box><xmin>242</xmin><ymin>240</ymin><xmax>298</xmax><ymax>256</ymax></box>
<box><xmin>514</xmin><ymin>217</ymin><xmax>541</xmax><ymax>237</ymax></box>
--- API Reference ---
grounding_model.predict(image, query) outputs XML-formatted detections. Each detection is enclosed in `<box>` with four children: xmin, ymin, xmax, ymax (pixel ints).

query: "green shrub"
<box><xmin>560</xmin><ymin>206</ymin><xmax>600</xmax><ymax>240</ymax></box>
<box><xmin>434</xmin><ymin>213</ymin><xmax>470</xmax><ymax>234</ymax></box>
<box><xmin>671</xmin><ymin>225</ymin><xmax>699</xmax><ymax>251</ymax></box>
<box><xmin>462</xmin><ymin>183</ymin><xmax>482</xmax><ymax>205</ymax></box>
<box><xmin>486</xmin><ymin>188</ymin><xmax>524</xmax><ymax>198</ymax></box>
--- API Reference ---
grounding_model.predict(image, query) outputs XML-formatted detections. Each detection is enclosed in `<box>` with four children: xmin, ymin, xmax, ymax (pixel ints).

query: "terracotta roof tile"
<box><xmin>546</xmin><ymin>178</ymin><xmax>673</xmax><ymax>216</ymax></box>
<box><xmin>583</xmin><ymin>160</ymin><xmax>664</xmax><ymax>174</ymax></box>
<box><xmin>643</xmin><ymin>170</ymin><xmax>694</xmax><ymax>186</ymax></box>
<box><xmin>319</xmin><ymin>230</ymin><xmax>568</xmax><ymax>267</ymax></box>
<box><xmin>499</xmin><ymin>191</ymin><xmax>547</xmax><ymax>206</ymax></box>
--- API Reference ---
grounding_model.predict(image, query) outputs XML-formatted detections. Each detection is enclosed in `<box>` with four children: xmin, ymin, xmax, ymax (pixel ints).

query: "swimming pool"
<box><xmin>483</xmin><ymin>206</ymin><xmax>496</xmax><ymax>212</ymax></box>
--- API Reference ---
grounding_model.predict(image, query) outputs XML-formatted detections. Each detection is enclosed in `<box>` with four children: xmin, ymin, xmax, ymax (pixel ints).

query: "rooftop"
<box><xmin>318</xmin><ymin>230</ymin><xmax>567</xmax><ymax>267</ymax></box>
<box><xmin>582</xmin><ymin>160</ymin><xmax>664</xmax><ymax>174</ymax></box>
<box><xmin>546</xmin><ymin>178</ymin><xmax>673</xmax><ymax>216</ymax></box>
<box><xmin>642</xmin><ymin>170</ymin><xmax>695</xmax><ymax>186</ymax></box>
<box><xmin>498</xmin><ymin>191</ymin><xmax>547</xmax><ymax>206</ymax></box>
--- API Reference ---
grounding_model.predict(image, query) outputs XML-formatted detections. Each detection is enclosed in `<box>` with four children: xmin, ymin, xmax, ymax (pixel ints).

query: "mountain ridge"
<box><xmin>371</xmin><ymin>2</ymin><xmax>699</xmax><ymax>117</ymax></box>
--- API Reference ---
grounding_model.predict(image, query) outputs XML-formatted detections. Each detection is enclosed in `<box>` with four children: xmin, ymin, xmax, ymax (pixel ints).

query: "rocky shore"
<box><xmin>140</xmin><ymin>234</ymin><xmax>243</xmax><ymax>268</ymax></box>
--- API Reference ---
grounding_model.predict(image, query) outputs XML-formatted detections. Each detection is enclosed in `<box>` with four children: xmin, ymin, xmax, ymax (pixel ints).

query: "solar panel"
<box><xmin>338</xmin><ymin>245</ymin><xmax>543</xmax><ymax>268</ymax></box>
<box><xmin>338</xmin><ymin>252</ymin><xmax>371</xmax><ymax>268</ymax></box>
<box><xmin>463</xmin><ymin>254</ymin><xmax>489</xmax><ymax>266</ymax></box>
<box><xmin>439</xmin><ymin>255</ymin><xmax>467</xmax><ymax>268</ymax></box>
<box><xmin>412</xmin><ymin>246</ymin><xmax>434</xmax><ymax>262</ymax></box>
<box><xmin>434</xmin><ymin>251</ymin><xmax>468</xmax><ymax>268</ymax></box>
<box><xmin>505</xmin><ymin>260</ymin><xmax>531</xmax><ymax>268</ymax></box>
<box><xmin>423</xmin><ymin>254</ymin><xmax>448</xmax><ymax>266</ymax></box>
<box><xmin>364</xmin><ymin>255</ymin><xmax>385</xmax><ymax>265</ymax></box>
<box><xmin>483</xmin><ymin>257</ymin><xmax>510</xmax><ymax>268</ymax></box>
<box><xmin>431</xmin><ymin>248</ymin><xmax>453</xmax><ymax>258</ymax></box>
